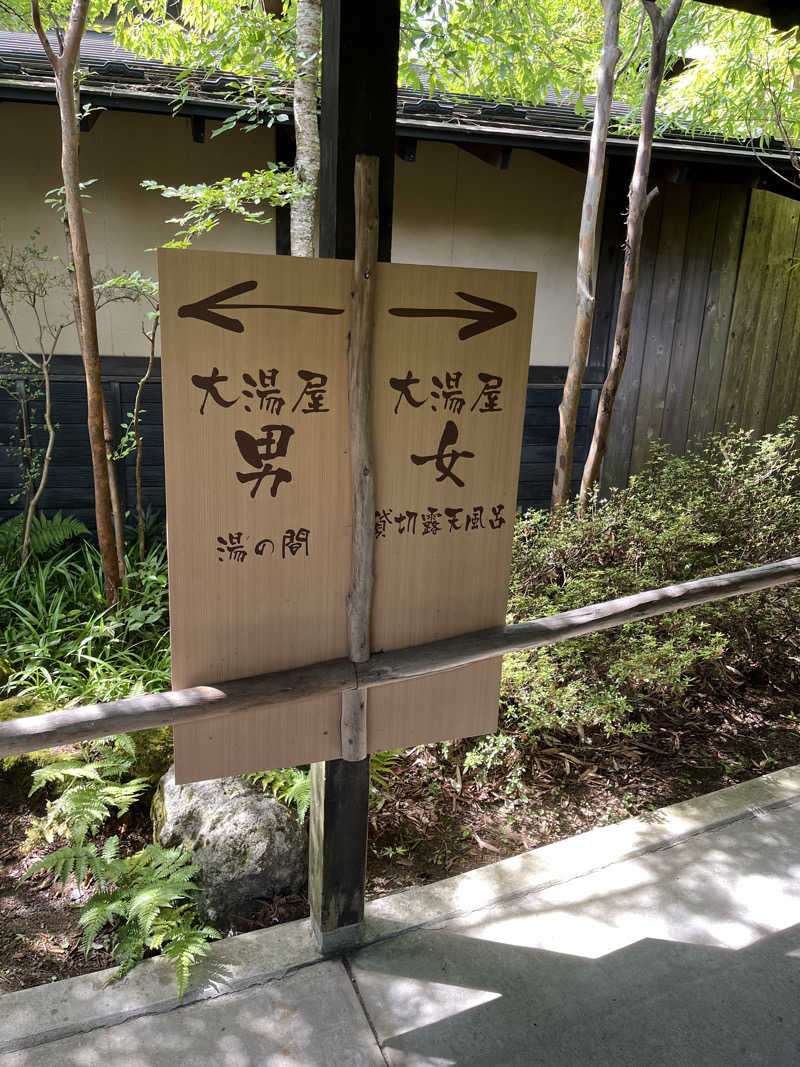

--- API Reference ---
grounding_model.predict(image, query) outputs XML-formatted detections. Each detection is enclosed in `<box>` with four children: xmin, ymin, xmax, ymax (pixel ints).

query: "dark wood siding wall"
<box><xmin>0</xmin><ymin>357</ymin><xmax>165</xmax><ymax>527</ymax></box>
<box><xmin>518</xmin><ymin>369</ymin><xmax>601</xmax><ymax>510</ymax></box>
<box><xmin>600</xmin><ymin>182</ymin><xmax>800</xmax><ymax>491</ymax></box>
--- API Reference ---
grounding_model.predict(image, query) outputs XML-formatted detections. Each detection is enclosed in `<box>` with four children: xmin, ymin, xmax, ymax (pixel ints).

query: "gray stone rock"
<box><xmin>154</xmin><ymin>765</ymin><xmax>307</xmax><ymax>923</ymax></box>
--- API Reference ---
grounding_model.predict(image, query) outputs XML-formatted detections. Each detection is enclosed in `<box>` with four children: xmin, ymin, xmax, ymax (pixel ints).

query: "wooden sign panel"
<box><xmin>158</xmin><ymin>249</ymin><xmax>535</xmax><ymax>782</ymax></box>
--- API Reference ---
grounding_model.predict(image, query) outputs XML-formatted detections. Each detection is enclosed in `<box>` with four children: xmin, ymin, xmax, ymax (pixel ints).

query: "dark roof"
<box><xmin>0</xmin><ymin>29</ymin><xmax>791</xmax><ymax>169</ymax></box>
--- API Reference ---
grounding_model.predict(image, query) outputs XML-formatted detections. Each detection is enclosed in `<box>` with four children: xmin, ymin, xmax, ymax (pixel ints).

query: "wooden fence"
<box><xmin>601</xmin><ymin>182</ymin><xmax>800</xmax><ymax>490</ymax></box>
<box><xmin>2</xmin><ymin>554</ymin><xmax>798</xmax><ymax>758</ymax></box>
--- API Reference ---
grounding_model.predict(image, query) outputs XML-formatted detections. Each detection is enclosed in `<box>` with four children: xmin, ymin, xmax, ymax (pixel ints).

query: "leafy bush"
<box><xmin>0</xmin><ymin>537</ymin><xmax>170</xmax><ymax>706</ymax></box>
<box><xmin>465</xmin><ymin>422</ymin><xmax>800</xmax><ymax>778</ymax></box>
<box><xmin>22</xmin><ymin>735</ymin><xmax>219</xmax><ymax>995</ymax></box>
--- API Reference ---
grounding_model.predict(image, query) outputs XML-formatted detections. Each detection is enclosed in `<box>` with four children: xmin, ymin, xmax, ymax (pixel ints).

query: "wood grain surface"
<box><xmin>158</xmin><ymin>249</ymin><xmax>535</xmax><ymax>780</ymax></box>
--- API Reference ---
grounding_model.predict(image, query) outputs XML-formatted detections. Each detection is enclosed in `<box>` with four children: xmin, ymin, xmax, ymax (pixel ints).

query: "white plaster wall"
<box><xmin>392</xmin><ymin>140</ymin><xmax>587</xmax><ymax>365</ymax></box>
<box><xmin>1</xmin><ymin>106</ymin><xmax>586</xmax><ymax>364</ymax></box>
<box><xmin>0</xmin><ymin>103</ymin><xmax>277</xmax><ymax>357</ymax></box>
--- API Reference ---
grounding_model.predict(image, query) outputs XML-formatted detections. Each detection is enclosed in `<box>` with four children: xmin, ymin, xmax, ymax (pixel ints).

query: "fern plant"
<box><xmin>28</xmin><ymin>513</ymin><xmax>89</xmax><ymax>556</ymax></box>
<box><xmin>29</xmin><ymin>734</ymin><xmax>150</xmax><ymax>843</ymax></box>
<box><xmin>23</xmin><ymin>734</ymin><xmax>219</xmax><ymax>996</ymax></box>
<box><xmin>250</xmin><ymin>750</ymin><xmax>401</xmax><ymax>820</ymax></box>
<box><xmin>0</xmin><ymin>512</ymin><xmax>88</xmax><ymax>559</ymax></box>
<box><xmin>250</xmin><ymin>767</ymin><xmax>312</xmax><ymax>820</ymax></box>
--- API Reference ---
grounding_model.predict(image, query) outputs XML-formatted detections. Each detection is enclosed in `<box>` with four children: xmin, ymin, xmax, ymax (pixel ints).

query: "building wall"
<box><xmin>599</xmin><ymin>181</ymin><xmax>800</xmax><ymax>493</ymax></box>
<box><xmin>0</xmin><ymin>103</ymin><xmax>278</xmax><ymax>357</ymax></box>
<box><xmin>392</xmin><ymin>140</ymin><xmax>587</xmax><ymax>366</ymax></box>
<box><xmin>0</xmin><ymin>105</ymin><xmax>588</xmax><ymax>365</ymax></box>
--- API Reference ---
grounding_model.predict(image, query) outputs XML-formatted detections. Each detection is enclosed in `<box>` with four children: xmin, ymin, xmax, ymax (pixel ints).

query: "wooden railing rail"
<box><xmin>1</xmin><ymin>555</ymin><xmax>798</xmax><ymax>758</ymax></box>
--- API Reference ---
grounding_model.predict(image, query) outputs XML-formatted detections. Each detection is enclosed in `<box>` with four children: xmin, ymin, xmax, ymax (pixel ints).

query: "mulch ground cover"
<box><xmin>2</xmin><ymin>678</ymin><xmax>799</xmax><ymax>995</ymax></box>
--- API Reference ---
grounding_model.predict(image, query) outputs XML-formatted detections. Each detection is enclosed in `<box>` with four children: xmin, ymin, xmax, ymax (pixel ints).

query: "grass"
<box><xmin>0</xmin><ymin>540</ymin><xmax>171</xmax><ymax>709</ymax></box>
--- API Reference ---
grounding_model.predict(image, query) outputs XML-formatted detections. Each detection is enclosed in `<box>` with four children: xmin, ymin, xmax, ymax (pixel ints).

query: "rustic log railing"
<box><xmin>1</xmin><ymin>555</ymin><xmax>798</xmax><ymax>759</ymax></box>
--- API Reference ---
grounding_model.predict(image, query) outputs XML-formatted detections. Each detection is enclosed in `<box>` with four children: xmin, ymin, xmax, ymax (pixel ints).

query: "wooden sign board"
<box><xmin>158</xmin><ymin>249</ymin><xmax>535</xmax><ymax>782</ymax></box>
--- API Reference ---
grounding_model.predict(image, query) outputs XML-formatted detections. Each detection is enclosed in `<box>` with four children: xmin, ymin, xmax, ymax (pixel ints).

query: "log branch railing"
<box><xmin>1</xmin><ymin>556</ymin><xmax>798</xmax><ymax>759</ymax></box>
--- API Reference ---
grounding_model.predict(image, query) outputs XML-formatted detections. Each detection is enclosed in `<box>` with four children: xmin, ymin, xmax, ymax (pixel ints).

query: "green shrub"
<box><xmin>465</xmin><ymin>421</ymin><xmax>800</xmax><ymax>778</ymax></box>
<box><xmin>0</xmin><ymin>538</ymin><xmax>170</xmax><ymax>706</ymax></box>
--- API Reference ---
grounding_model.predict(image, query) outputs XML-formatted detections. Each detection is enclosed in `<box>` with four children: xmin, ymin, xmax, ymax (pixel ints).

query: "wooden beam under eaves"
<box><xmin>191</xmin><ymin>116</ymin><xmax>206</xmax><ymax>143</ymax></box>
<box><xmin>457</xmin><ymin>141</ymin><xmax>512</xmax><ymax>170</ymax></box>
<box><xmin>79</xmin><ymin>109</ymin><xmax>101</xmax><ymax>133</ymax></box>
<box><xmin>396</xmin><ymin>136</ymin><xmax>417</xmax><ymax>162</ymax></box>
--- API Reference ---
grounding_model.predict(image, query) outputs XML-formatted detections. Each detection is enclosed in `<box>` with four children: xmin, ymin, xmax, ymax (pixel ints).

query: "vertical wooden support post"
<box><xmin>309</xmin><ymin>0</ymin><xmax>399</xmax><ymax>953</ymax></box>
<box><xmin>340</xmin><ymin>154</ymin><xmax>379</xmax><ymax>763</ymax></box>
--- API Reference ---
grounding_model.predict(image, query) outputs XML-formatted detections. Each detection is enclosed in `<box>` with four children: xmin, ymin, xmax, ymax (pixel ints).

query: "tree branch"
<box><xmin>0</xmin><ymin>294</ymin><xmax>41</xmax><ymax>372</ymax></box>
<box><xmin>30</xmin><ymin>0</ymin><xmax>59</xmax><ymax>69</ymax></box>
<box><xmin>615</xmin><ymin>8</ymin><xmax>644</xmax><ymax>86</ymax></box>
<box><xmin>61</xmin><ymin>0</ymin><xmax>89</xmax><ymax>69</ymax></box>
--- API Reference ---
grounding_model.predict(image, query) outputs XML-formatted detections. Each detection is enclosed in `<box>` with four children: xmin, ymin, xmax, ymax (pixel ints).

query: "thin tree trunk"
<box><xmin>17</xmin><ymin>379</ymin><xmax>34</xmax><ymax>529</ymax></box>
<box><xmin>32</xmin><ymin>0</ymin><xmax>121</xmax><ymax>602</ymax></box>
<box><xmin>291</xmin><ymin>0</ymin><xmax>321</xmax><ymax>257</ymax></box>
<box><xmin>60</xmin><ymin>215</ymin><xmax>125</xmax><ymax>583</ymax></box>
<box><xmin>552</xmin><ymin>0</ymin><xmax>623</xmax><ymax>511</ymax></box>
<box><xmin>102</xmin><ymin>403</ymin><xmax>126</xmax><ymax>581</ymax></box>
<box><xmin>135</xmin><ymin>321</ymin><xmax>158</xmax><ymax>562</ymax></box>
<box><xmin>21</xmin><ymin>359</ymin><xmax>56</xmax><ymax>564</ymax></box>
<box><xmin>579</xmin><ymin>0</ymin><xmax>683</xmax><ymax>511</ymax></box>
<box><xmin>0</xmin><ymin>298</ymin><xmax>59</xmax><ymax>566</ymax></box>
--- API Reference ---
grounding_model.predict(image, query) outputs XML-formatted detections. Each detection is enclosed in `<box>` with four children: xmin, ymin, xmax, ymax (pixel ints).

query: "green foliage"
<box><xmin>465</xmin><ymin>422</ymin><xmax>800</xmax><ymax>781</ymax></box>
<box><xmin>0</xmin><ymin>513</ymin><xmax>90</xmax><ymax>558</ymax></box>
<box><xmin>250</xmin><ymin>750</ymin><xmax>402</xmax><ymax>819</ymax></box>
<box><xmin>22</xmin><ymin>734</ymin><xmax>219</xmax><ymax>996</ymax></box>
<box><xmin>95</xmin><ymin>270</ymin><xmax>159</xmax><ymax>312</ymax></box>
<box><xmin>662</xmin><ymin>15</ymin><xmax>800</xmax><ymax>148</ymax></box>
<box><xmin>0</xmin><ymin>536</ymin><xmax>170</xmax><ymax>706</ymax></box>
<box><xmin>44</xmin><ymin>179</ymin><xmax>100</xmax><ymax>222</ymax></box>
<box><xmin>141</xmin><ymin>167</ymin><xmax>305</xmax><ymax>248</ymax></box>
<box><xmin>28</xmin><ymin>735</ymin><xmax>150</xmax><ymax>843</ymax></box>
<box><xmin>250</xmin><ymin>766</ymin><xmax>311</xmax><ymax>820</ymax></box>
<box><xmin>369</xmin><ymin>749</ymin><xmax>402</xmax><ymax>792</ymax></box>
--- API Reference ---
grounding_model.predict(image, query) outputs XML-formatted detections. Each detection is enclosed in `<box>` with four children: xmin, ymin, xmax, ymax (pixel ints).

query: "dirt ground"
<box><xmin>2</xmin><ymin>678</ymin><xmax>799</xmax><ymax>995</ymax></box>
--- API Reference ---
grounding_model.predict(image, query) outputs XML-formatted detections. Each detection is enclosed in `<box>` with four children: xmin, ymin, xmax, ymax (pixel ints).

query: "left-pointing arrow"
<box><xmin>178</xmin><ymin>280</ymin><xmax>346</xmax><ymax>333</ymax></box>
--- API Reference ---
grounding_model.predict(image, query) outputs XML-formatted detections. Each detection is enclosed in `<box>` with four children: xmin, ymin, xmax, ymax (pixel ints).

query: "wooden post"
<box><xmin>340</xmin><ymin>154</ymin><xmax>379</xmax><ymax>763</ymax></box>
<box><xmin>309</xmin><ymin>0</ymin><xmax>400</xmax><ymax>952</ymax></box>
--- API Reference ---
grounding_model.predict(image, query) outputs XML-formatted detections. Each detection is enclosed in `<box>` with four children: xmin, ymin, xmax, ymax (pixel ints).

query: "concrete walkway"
<box><xmin>3</xmin><ymin>765</ymin><xmax>800</xmax><ymax>1066</ymax></box>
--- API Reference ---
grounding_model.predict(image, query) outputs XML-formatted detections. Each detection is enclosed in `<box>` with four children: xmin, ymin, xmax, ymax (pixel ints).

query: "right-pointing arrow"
<box><xmin>388</xmin><ymin>291</ymin><xmax>517</xmax><ymax>340</ymax></box>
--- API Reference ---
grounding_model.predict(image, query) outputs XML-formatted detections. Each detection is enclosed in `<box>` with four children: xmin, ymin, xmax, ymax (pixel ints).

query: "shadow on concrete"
<box><xmin>351</xmin><ymin>803</ymin><xmax>800</xmax><ymax>1066</ymax></box>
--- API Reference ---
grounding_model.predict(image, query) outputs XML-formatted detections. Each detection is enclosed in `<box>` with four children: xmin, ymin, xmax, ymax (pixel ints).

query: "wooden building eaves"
<box><xmin>0</xmin><ymin>29</ymin><xmax>797</xmax><ymax>178</ymax></box>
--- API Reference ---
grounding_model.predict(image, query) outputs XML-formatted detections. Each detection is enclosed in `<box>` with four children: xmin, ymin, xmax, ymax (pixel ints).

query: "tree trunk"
<box><xmin>0</xmin><ymin>296</ymin><xmax>59</xmax><ymax>566</ymax></box>
<box><xmin>579</xmin><ymin>0</ymin><xmax>683</xmax><ymax>511</ymax></box>
<box><xmin>21</xmin><ymin>360</ymin><xmax>56</xmax><ymax>565</ymax></box>
<box><xmin>291</xmin><ymin>0</ymin><xmax>321</xmax><ymax>257</ymax></box>
<box><xmin>551</xmin><ymin>0</ymin><xmax>622</xmax><ymax>511</ymax></box>
<box><xmin>102</xmin><ymin>403</ymin><xmax>127</xmax><ymax>581</ymax></box>
<box><xmin>60</xmin><ymin>216</ymin><xmax>126</xmax><ymax>584</ymax></box>
<box><xmin>34</xmin><ymin>0</ymin><xmax>122</xmax><ymax>602</ymax></box>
